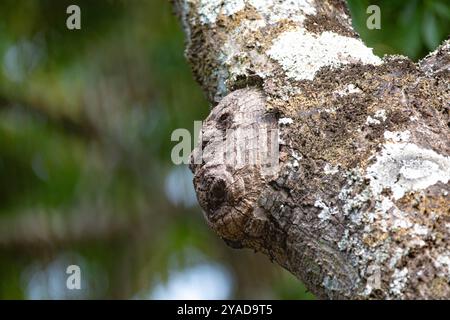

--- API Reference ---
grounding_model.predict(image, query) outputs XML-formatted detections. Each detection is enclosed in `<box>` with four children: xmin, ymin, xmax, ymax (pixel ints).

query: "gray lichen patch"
<box><xmin>247</xmin><ymin>0</ymin><xmax>316</xmax><ymax>23</ymax></box>
<box><xmin>419</xmin><ymin>39</ymin><xmax>450</xmax><ymax>77</ymax></box>
<box><xmin>315</xmin><ymin>199</ymin><xmax>338</xmax><ymax>221</ymax></box>
<box><xmin>335</xmin><ymin>84</ymin><xmax>362</xmax><ymax>97</ymax></box>
<box><xmin>259</xmin><ymin>55</ymin><xmax>450</xmax><ymax>299</ymax></box>
<box><xmin>194</xmin><ymin>0</ymin><xmax>246</xmax><ymax>25</ymax></box>
<box><xmin>365</xmin><ymin>109</ymin><xmax>386</xmax><ymax>125</ymax></box>
<box><xmin>177</xmin><ymin>0</ymin><xmax>379</xmax><ymax>104</ymax></box>
<box><xmin>267</xmin><ymin>29</ymin><xmax>381</xmax><ymax>81</ymax></box>
<box><xmin>366</xmin><ymin>142</ymin><xmax>450</xmax><ymax>200</ymax></box>
<box><xmin>390</xmin><ymin>268</ymin><xmax>409</xmax><ymax>296</ymax></box>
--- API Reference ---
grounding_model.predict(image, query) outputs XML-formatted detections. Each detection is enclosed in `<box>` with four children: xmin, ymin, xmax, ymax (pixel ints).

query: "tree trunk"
<box><xmin>173</xmin><ymin>0</ymin><xmax>450</xmax><ymax>299</ymax></box>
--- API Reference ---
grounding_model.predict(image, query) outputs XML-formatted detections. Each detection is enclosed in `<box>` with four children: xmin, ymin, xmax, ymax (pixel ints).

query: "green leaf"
<box><xmin>422</xmin><ymin>10</ymin><xmax>441</xmax><ymax>51</ymax></box>
<box><xmin>431</xmin><ymin>1</ymin><xmax>450</xmax><ymax>20</ymax></box>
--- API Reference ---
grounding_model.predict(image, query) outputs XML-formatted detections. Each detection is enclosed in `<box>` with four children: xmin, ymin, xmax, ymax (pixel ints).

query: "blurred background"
<box><xmin>0</xmin><ymin>0</ymin><xmax>448</xmax><ymax>299</ymax></box>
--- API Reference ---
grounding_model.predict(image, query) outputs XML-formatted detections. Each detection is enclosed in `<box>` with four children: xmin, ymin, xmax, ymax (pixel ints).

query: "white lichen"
<box><xmin>179</xmin><ymin>0</ymin><xmax>192</xmax><ymax>45</ymax></box>
<box><xmin>194</xmin><ymin>0</ymin><xmax>316</xmax><ymax>25</ymax></box>
<box><xmin>390</xmin><ymin>268</ymin><xmax>408</xmax><ymax>296</ymax></box>
<box><xmin>248</xmin><ymin>0</ymin><xmax>316</xmax><ymax>23</ymax></box>
<box><xmin>324</xmin><ymin>163</ymin><xmax>339</xmax><ymax>175</ymax></box>
<box><xmin>338</xmin><ymin>229</ymin><xmax>350</xmax><ymax>251</ymax></box>
<box><xmin>216</xmin><ymin>18</ymin><xmax>269</xmax><ymax>99</ymax></box>
<box><xmin>366</xmin><ymin>109</ymin><xmax>386</xmax><ymax>125</ymax></box>
<box><xmin>434</xmin><ymin>254</ymin><xmax>450</xmax><ymax>278</ymax></box>
<box><xmin>278</xmin><ymin>117</ymin><xmax>294</xmax><ymax>125</ymax></box>
<box><xmin>366</xmin><ymin>116</ymin><xmax>381</xmax><ymax>125</ymax></box>
<box><xmin>222</xmin><ymin>19</ymin><xmax>267</xmax><ymax>70</ymax></box>
<box><xmin>366</xmin><ymin>142</ymin><xmax>450</xmax><ymax>200</ymax></box>
<box><xmin>268</xmin><ymin>29</ymin><xmax>382</xmax><ymax>81</ymax></box>
<box><xmin>374</xmin><ymin>110</ymin><xmax>387</xmax><ymax>121</ymax></box>
<box><xmin>322</xmin><ymin>275</ymin><xmax>343</xmax><ymax>292</ymax></box>
<box><xmin>195</xmin><ymin>0</ymin><xmax>245</xmax><ymax>24</ymax></box>
<box><xmin>323</xmin><ymin>107</ymin><xmax>337</xmax><ymax>113</ymax></box>
<box><xmin>383</xmin><ymin>130</ymin><xmax>411</xmax><ymax>143</ymax></box>
<box><xmin>337</xmin><ymin>154</ymin><xmax>446</xmax><ymax>298</ymax></box>
<box><xmin>412</xmin><ymin>224</ymin><xmax>429</xmax><ymax>236</ymax></box>
<box><xmin>336</xmin><ymin>84</ymin><xmax>362</xmax><ymax>96</ymax></box>
<box><xmin>391</xmin><ymin>209</ymin><xmax>413</xmax><ymax>230</ymax></box>
<box><xmin>315</xmin><ymin>199</ymin><xmax>338</xmax><ymax>221</ymax></box>
<box><xmin>388</xmin><ymin>248</ymin><xmax>406</xmax><ymax>269</ymax></box>
<box><xmin>213</xmin><ymin>64</ymin><xmax>230</xmax><ymax>100</ymax></box>
<box><xmin>291</xmin><ymin>151</ymin><xmax>302</xmax><ymax>160</ymax></box>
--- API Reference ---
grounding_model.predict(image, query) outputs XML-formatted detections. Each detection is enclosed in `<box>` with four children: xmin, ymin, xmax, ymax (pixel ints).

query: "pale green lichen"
<box><xmin>248</xmin><ymin>0</ymin><xmax>316</xmax><ymax>23</ymax></box>
<box><xmin>366</xmin><ymin>142</ymin><xmax>450</xmax><ymax>200</ymax></box>
<box><xmin>434</xmin><ymin>254</ymin><xmax>450</xmax><ymax>280</ymax></box>
<box><xmin>336</xmin><ymin>84</ymin><xmax>362</xmax><ymax>96</ymax></box>
<box><xmin>390</xmin><ymin>268</ymin><xmax>409</xmax><ymax>296</ymax></box>
<box><xmin>278</xmin><ymin>117</ymin><xmax>294</xmax><ymax>125</ymax></box>
<box><xmin>314</xmin><ymin>199</ymin><xmax>338</xmax><ymax>221</ymax></box>
<box><xmin>366</xmin><ymin>110</ymin><xmax>387</xmax><ymax>125</ymax></box>
<box><xmin>268</xmin><ymin>29</ymin><xmax>382</xmax><ymax>81</ymax></box>
<box><xmin>195</xmin><ymin>0</ymin><xmax>245</xmax><ymax>24</ymax></box>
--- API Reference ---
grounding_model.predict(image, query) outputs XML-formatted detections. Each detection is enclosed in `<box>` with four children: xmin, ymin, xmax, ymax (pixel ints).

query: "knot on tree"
<box><xmin>190</xmin><ymin>88</ymin><xmax>278</xmax><ymax>244</ymax></box>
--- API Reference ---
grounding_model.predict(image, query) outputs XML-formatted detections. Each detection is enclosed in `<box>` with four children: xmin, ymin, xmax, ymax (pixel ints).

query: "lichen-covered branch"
<box><xmin>173</xmin><ymin>0</ymin><xmax>450</xmax><ymax>299</ymax></box>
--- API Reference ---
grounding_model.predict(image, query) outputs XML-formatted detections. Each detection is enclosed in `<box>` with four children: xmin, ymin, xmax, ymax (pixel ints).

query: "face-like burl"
<box><xmin>189</xmin><ymin>88</ymin><xmax>278</xmax><ymax>245</ymax></box>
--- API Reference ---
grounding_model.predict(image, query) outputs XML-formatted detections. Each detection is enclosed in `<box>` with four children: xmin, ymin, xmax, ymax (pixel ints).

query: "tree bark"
<box><xmin>173</xmin><ymin>0</ymin><xmax>450</xmax><ymax>299</ymax></box>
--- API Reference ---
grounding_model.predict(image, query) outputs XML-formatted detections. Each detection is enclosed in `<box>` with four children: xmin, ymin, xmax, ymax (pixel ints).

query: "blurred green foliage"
<box><xmin>0</xmin><ymin>0</ymin><xmax>448</xmax><ymax>299</ymax></box>
<box><xmin>348</xmin><ymin>0</ymin><xmax>450</xmax><ymax>60</ymax></box>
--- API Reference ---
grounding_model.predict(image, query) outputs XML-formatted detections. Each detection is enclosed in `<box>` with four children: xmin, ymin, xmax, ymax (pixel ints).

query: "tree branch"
<box><xmin>174</xmin><ymin>0</ymin><xmax>450</xmax><ymax>299</ymax></box>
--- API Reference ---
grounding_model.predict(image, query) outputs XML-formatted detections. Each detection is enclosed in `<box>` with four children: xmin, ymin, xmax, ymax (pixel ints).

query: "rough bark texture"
<box><xmin>173</xmin><ymin>0</ymin><xmax>450</xmax><ymax>299</ymax></box>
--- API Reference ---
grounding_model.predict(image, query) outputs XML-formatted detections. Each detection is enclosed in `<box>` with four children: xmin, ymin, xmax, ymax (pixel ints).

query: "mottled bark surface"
<box><xmin>173</xmin><ymin>0</ymin><xmax>450</xmax><ymax>299</ymax></box>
